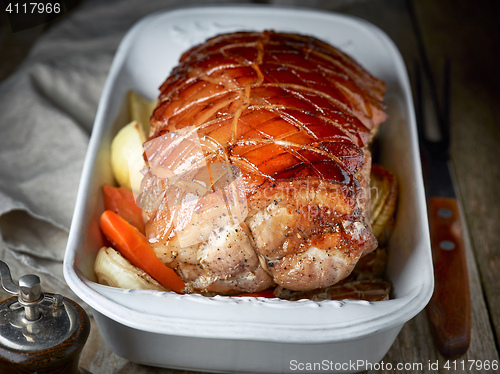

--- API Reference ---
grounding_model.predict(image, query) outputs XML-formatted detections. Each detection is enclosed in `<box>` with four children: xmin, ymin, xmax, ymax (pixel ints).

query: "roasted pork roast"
<box><xmin>139</xmin><ymin>31</ymin><xmax>387</xmax><ymax>294</ymax></box>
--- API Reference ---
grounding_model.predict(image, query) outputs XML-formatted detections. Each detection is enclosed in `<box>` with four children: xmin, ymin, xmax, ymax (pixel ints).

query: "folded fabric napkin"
<box><xmin>0</xmin><ymin>0</ymin><xmax>253</xmax><ymax>301</ymax></box>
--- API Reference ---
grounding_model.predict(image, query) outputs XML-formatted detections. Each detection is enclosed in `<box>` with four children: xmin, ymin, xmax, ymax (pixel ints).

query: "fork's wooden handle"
<box><xmin>426</xmin><ymin>197</ymin><xmax>471</xmax><ymax>358</ymax></box>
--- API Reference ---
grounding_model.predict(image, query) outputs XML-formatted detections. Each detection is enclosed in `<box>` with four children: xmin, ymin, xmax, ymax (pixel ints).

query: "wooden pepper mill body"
<box><xmin>0</xmin><ymin>294</ymin><xmax>90</xmax><ymax>374</ymax></box>
<box><xmin>0</xmin><ymin>261</ymin><xmax>90</xmax><ymax>373</ymax></box>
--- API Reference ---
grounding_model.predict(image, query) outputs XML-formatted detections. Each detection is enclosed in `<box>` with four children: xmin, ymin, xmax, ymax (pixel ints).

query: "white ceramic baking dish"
<box><xmin>63</xmin><ymin>5</ymin><xmax>433</xmax><ymax>373</ymax></box>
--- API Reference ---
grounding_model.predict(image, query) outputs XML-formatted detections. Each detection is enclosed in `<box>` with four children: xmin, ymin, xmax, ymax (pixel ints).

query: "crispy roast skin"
<box><xmin>143</xmin><ymin>31</ymin><xmax>387</xmax><ymax>294</ymax></box>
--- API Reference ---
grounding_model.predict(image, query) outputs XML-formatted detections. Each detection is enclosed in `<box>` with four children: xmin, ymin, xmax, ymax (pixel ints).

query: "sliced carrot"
<box><xmin>100</xmin><ymin>210</ymin><xmax>185</xmax><ymax>293</ymax></box>
<box><xmin>102</xmin><ymin>184</ymin><xmax>145</xmax><ymax>234</ymax></box>
<box><xmin>236</xmin><ymin>289</ymin><xmax>276</xmax><ymax>298</ymax></box>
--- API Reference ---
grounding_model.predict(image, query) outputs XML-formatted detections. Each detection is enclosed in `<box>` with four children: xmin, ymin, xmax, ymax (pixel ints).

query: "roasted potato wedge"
<box><xmin>127</xmin><ymin>90</ymin><xmax>156</xmax><ymax>135</ymax></box>
<box><xmin>370</xmin><ymin>164</ymin><xmax>398</xmax><ymax>246</ymax></box>
<box><xmin>94</xmin><ymin>247</ymin><xmax>166</xmax><ymax>291</ymax></box>
<box><xmin>110</xmin><ymin>120</ymin><xmax>147</xmax><ymax>193</ymax></box>
<box><xmin>110</xmin><ymin>91</ymin><xmax>156</xmax><ymax>192</ymax></box>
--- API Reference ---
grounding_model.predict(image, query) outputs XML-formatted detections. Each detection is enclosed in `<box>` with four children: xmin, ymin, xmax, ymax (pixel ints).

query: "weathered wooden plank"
<box><xmin>0</xmin><ymin>11</ymin><xmax>51</xmax><ymax>82</ymax></box>
<box><xmin>411</xmin><ymin>0</ymin><xmax>500</xmax><ymax>356</ymax></box>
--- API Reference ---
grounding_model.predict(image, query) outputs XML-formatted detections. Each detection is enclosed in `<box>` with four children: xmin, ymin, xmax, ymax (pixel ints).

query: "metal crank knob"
<box><xmin>0</xmin><ymin>260</ymin><xmax>91</xmax><ymax>373</ymax></box>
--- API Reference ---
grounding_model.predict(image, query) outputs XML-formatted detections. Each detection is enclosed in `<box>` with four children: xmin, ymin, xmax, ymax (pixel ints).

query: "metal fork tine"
<box><xmin>414</xmin><ymin>61</ymin><xmax>427</xmax><ymax>147</ymax></box>
<box><xmin>439</xmin><ymin>58</ymin><xmax>451</xmax><ymax>149</ymax></box>
<box><xmin>414</xmin><ymin>58</ymin><xmax>451</xmax><ymax>153</ymax></box>
<box><xmin>415</xmin><ymin>57</ymin><xmax>455</xmax><ymax>198</ymax></box>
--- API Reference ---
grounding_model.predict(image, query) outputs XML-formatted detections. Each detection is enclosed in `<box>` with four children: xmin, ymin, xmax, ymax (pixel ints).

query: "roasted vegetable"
<box><xmin>370</xmin><ymin>164</ymin><xmax>398</xmax><ymax>246</ymax></box>
<box><xmin>94</xmin><ymin>246</ymin><xmax>166</xmax><ymax>291</ymax></box>
<box><xmin>100</xmin><ymin>210</ymin><xmax>185</xmax><ymax>293</ymax></box>
<box><xmin>110</xmin><ymin>120</ymin><xmax>146</xmax><ymax>193</ymax></box>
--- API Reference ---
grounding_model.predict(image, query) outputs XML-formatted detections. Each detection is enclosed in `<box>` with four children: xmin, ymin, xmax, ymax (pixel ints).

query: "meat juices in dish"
<box><xmin>140</xmin><ymin>30</ymin><xmax>387</xmax><ymax>294</ymax></box>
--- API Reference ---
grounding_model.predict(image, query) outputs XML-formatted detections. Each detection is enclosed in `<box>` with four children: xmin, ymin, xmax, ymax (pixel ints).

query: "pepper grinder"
<box><xmin>0</xmin><ymin>260</ymin><xmax>90</xmax><ymax>373</ymax></box>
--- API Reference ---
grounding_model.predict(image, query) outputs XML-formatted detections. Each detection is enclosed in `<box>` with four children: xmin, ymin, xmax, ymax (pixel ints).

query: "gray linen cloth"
<box><xmin>0</xmin><ymin>0</ymin><xmax>257</xmax><ymax>301</ymax></box>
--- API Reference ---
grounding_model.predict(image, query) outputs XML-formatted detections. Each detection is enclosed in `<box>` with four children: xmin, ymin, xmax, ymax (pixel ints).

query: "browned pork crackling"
<box><xmin>139</xmin><ymin>30</ymin><xmax>388</xmax><ymax>294</ymax></box>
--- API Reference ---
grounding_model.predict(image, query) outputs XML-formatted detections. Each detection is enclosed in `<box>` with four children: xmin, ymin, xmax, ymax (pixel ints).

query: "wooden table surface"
<box><xmin>2</xmin><ymin>0</ymin><xmax>499</xmax><ymax>373</ymax></box>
